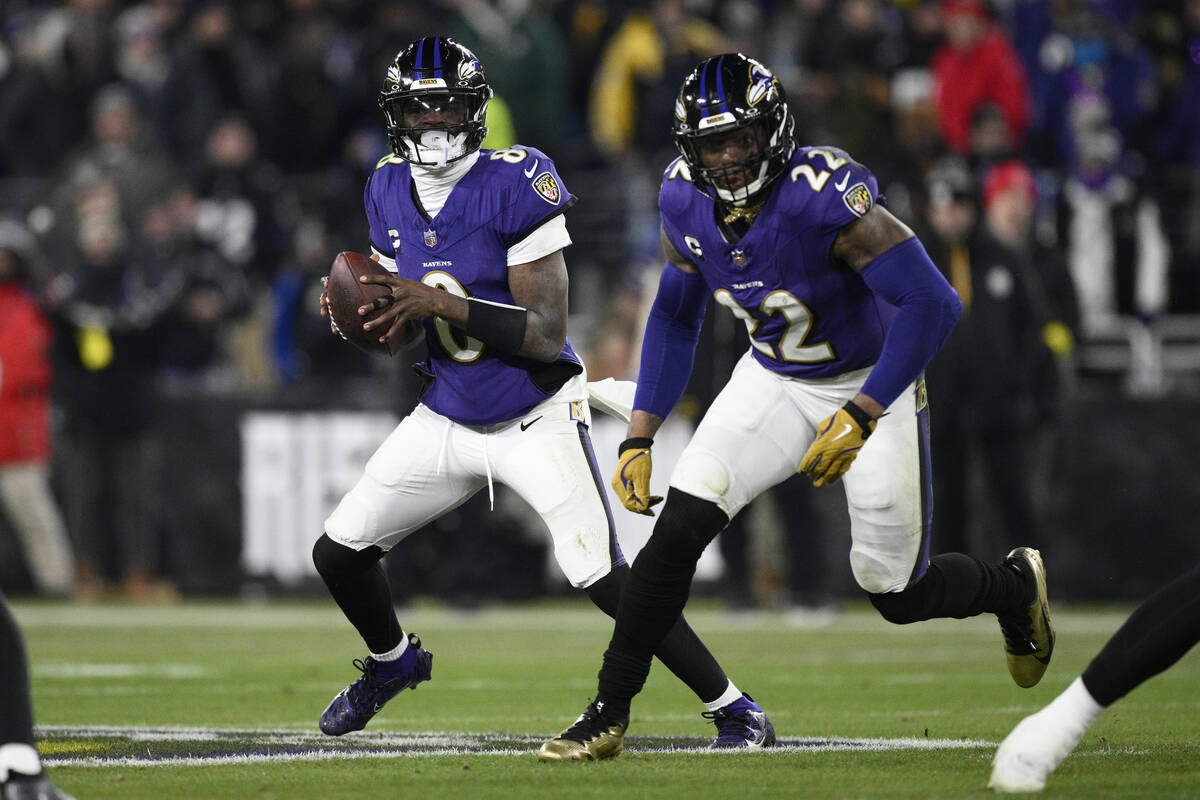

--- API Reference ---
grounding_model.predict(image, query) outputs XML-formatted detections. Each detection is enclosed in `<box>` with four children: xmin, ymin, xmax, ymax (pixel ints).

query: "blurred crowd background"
<box><xmin>1</xmin><ymin>0</ymin><xmax>1199</xmax><ymax>611</ymax></box>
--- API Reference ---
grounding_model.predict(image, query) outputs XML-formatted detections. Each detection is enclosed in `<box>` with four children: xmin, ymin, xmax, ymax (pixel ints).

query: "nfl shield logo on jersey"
<box><xmin>532</xmin><ymin>172</ymin><xmax>561</xmax><ymax>205</ymax></box>
<box><xmin>423</xmin><ymin>228</ymin><xmax>438</xmax><ymax>247</ymax></box>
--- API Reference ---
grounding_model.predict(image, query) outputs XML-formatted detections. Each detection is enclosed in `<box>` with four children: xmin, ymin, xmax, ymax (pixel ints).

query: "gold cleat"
<box><xmin>538</xmin><ymin>700</ymin><xmax>627</xmax><ymax>762</ymax></box>
<box><xmin>998</xmin><ymin>547</ymin><xmax>1055</xmax><ymax>688</ymax></box>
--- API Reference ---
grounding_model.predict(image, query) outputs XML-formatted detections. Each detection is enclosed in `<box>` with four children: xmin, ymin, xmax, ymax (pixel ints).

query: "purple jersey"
<box><xmin>364</xmin><ymin>146</ymin><xmax>580</xmax><ymax>426</ymax></box>
<box><xmin>659</xmin><ymin>145</ymin><xmax>891</xmax><ymax>379</ymax></box>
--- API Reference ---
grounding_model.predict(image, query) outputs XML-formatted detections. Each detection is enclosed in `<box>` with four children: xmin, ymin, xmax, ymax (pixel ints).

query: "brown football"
<box><xmin>325</xmin><ymin>251</ymin><xmax>422</xmax><ymax>355</ymax></box>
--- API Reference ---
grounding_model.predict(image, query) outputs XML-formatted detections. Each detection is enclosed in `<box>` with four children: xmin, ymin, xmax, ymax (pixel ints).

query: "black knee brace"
<box><xmin>312</xmin><ymin>533</ymin><xmax>384</xmax><ymax>585</ymax></box>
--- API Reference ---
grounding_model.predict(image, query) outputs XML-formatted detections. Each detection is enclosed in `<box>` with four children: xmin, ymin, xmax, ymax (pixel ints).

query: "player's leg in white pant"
<box><xmin>325</xmin><ymin>403</ymin><xmax>485</xmax><ymax>552</ymax></box>
<box><xmin>670</xmin><ymin>352</ymin><xmax>815</xmax><ymax>520</ymax></box>
<box><xmin>493</xmin><ymin>402</ymin><xmax>618</xmax><ymax>588</ymax></box>
<box><xmin>839</xmin><ymin>380</ymin><xmax>929</xmax><ymax>594</ymax></box>
<box><xmin>318</xmin><ymin>404</ymin><xmax>485</xmax><ymax>736</ymax></box>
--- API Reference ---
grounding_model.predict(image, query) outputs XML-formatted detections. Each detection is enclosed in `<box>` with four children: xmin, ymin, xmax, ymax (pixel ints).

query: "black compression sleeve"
<box><xmin>465</xmin><ymin>298</ymin><xmax>527</xmax><ymax>354</ymax></box>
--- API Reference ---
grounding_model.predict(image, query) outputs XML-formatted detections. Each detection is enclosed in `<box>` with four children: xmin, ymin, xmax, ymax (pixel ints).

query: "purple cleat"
<box><xmin>319</xmin><ymin>632</ymin><xmax>433</xmax><ymax>736</ymax></box>
<box><xmin>704</xmin><ymin>693</ymin><xmax>777</xmax><ymax>749</ymax></box>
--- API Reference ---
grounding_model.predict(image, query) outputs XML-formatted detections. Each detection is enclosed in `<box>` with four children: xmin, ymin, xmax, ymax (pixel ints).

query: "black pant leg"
<box><xmin>1083</xmin><ymin>563</ymin><xmax>1200</xmax><ymax>706</ymax></box>
<box><xmin>0</xmin><ymin>593</ymin><xmax>35</xmax><ymax>746</ymax></box>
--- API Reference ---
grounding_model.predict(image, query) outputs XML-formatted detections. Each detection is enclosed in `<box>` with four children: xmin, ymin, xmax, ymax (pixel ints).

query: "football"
<box><xmin>325</xmin><ymin>251</ymin><xmax>422</xmax><ymax>355</ymax></box>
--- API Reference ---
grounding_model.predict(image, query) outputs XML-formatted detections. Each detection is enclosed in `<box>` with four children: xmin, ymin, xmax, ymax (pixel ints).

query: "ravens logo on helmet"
<box><xmin>378</xmin><ymin>37</ymin><xmax>493</xmax><ymax>167</ymax></box>
<box><xmin>672</xmin><ymin>53</ymin><xmax>796</xmax><ymax>207</ymax></box>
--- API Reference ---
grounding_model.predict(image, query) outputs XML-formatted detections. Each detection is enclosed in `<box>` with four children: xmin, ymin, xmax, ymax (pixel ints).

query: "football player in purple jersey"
<box><xmin>312</xmin><ymin>36</ymin><xmax>773</xmax><ymax>747</ymax></box>
<box><xmin>0</xmin><ymin>593</ymin><xmax>74</xmax><ymax>800</ymax></box>
<box><xmin>540</xmin><ymin>53</ymin><xmax>1055</xmax><ymax>761</ymax></box>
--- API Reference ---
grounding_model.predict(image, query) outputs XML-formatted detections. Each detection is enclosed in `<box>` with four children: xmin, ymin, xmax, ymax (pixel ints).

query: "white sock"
<box><xmin>990</xmin><ymin>676</ymin><xmax>1107</xmax><ymax>792</ymax></box>
<box><xmin>704</xmin><ymin>682</ymin><xmax>744</xmax><ymax>712</ymax></box>
<box><xmin>371</xmin><ymin>633</ymin><xmax>409</xmax><ymax>663</ymax></box>
<box><xmin>0</xmin><ymin>743</ymin><xmax>42</xmax><ymax>782</ymax></box>
<box><xmin>1045</xmin><ymin>676</ymin><xmax>1105</xmax><ymax>731</ymax></box>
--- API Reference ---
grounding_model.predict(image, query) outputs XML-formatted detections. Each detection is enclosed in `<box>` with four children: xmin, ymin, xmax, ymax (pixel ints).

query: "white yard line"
<box><xmin>38</xmin><ymin>726</ymin><xmax>995</xmax><ymax>767</ymax></box>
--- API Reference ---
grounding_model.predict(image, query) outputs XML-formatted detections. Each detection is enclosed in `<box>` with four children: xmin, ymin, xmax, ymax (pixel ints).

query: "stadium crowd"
<box><xmin>0</xmin><ymin>0</ymin><xmax>1198</xmax><ymax>600</ymax></box>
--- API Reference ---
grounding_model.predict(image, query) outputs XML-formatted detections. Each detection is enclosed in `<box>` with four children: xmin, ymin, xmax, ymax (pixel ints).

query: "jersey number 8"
<box><xmin>423</xmin><ymin>271</ymin><xmax>485</xmax><ymax>363</ymax></box>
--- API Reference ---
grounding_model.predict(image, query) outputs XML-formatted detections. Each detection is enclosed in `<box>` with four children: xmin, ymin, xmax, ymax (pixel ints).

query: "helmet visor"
<box><xmin>382</xmin><ymin>92</ymin><xmax>474</xmax><ymax>134</ymax></box>
<box><xmin>682</xmin><ymin>122</ymin><xmax>770</xmax><ymax>203</ymax></box>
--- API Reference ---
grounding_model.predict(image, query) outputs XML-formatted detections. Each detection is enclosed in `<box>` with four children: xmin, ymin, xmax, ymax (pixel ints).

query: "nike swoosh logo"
<box><xmin>834</xmin><ymin>171</ymin><xmax>850</xmax><ymax>192</ymax></box>
<box><xmin>832</xmin><ymin>423</ymin><xmax>853</xmax><ymax>441</ymax></box>
<box><xmin>520</xmin><ymin>416</ymin><xmax>543</xmax><ymax>431</ymax></box>
<box><xmin>524</xmin><ymin>159</ymin><xmax>539</xmax><ymax>178</ymax></box>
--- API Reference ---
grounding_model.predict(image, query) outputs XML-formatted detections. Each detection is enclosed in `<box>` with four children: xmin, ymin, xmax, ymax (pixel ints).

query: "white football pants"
<box><xmin>669</xmin><ymin>351</ymin><xmax>932</xmax><ymax>594</ymax></box>
<box><xmin>325</xmin><ymin>372</ymin><xmax>623</xmax><ymax>588</ymax></box>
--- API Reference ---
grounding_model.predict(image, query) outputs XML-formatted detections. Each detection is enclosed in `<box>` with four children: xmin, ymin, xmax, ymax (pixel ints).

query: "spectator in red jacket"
<box><xmin>0</xmin><ymin>220</ymin><xmax>75</xmax><ymax>596</ymax></box>
<box><xmin>931</xmin><ymin>0</ymin><xmax>1030</xmax><ymax>156</ymax></box>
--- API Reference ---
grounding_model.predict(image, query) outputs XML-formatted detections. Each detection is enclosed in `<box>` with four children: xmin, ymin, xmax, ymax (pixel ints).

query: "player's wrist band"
<box><xmin>841</xmin><ymin>401</ymin><xmax>876</xmax><ymax>437</ymax></box>
<box><xmin>619</xmin><ymin>437</ymin><xmax>654</xmax><ymax>454</ymax></box>
<box><xmin>465</xmin><ymin>298</ymin><xmax>527</xmax><ymax>354</ymax></box>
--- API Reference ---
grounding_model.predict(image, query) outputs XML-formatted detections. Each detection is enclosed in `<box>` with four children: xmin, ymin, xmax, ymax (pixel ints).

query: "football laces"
<box><xmin>329</xmin><ymin>315</ymin><xmax>347</xmax><ymax>340</ymax></box>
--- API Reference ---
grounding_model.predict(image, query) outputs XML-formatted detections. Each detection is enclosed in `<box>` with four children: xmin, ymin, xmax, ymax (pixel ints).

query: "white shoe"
<box><xmin>989</xmin><ymin>706</ymin><xmax>1089</xmax><ymax>793</ymax></box>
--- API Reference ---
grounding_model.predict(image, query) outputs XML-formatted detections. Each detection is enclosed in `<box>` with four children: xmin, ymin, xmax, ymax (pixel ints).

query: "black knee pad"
<box><xmin>585</xmin><ymin>563</ymin><xmax>631</xmax><ymax>618</ymax></box>
<box><xmin>312</xmin><ymin>533</ymin><xmax>383</xmax><ymax>584</ymax></box>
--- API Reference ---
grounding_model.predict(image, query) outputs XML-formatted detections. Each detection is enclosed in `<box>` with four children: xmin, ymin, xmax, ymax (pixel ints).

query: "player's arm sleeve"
<box><xmin>632</xmin><ymin>262</ymin><xmax>710</xmax><ymax>419</ymax></box>
<box><xmin>857</xmin><ymin>237</ymin><xmax>962</xmax><ymax>409</ymax></box>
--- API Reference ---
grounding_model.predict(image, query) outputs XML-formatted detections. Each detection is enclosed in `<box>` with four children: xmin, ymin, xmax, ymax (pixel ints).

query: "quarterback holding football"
<box><xmin>312</xmin><ymin>36</ymin><xmax>774</xmax><ymax>749</ymax></box>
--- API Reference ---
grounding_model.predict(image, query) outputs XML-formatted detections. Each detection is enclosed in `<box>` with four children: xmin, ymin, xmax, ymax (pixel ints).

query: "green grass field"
<box><xmin>11</xmin><ymin>598</ymin><xmax>1199</xmax><ymax>799</ymax></box>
